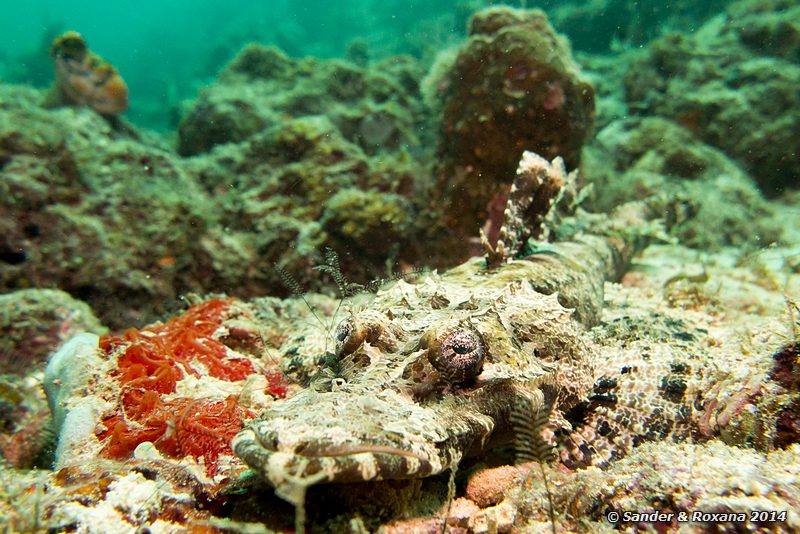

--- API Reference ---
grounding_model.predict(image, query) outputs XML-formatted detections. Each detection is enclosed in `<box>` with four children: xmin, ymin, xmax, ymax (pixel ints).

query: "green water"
<box><xmin>1</xmin><ymin>0</ymin><xmax>730</xmax><ymax>131</ymax></box>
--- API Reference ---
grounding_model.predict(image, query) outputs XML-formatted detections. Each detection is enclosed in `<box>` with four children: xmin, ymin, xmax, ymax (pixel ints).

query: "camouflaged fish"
<box><xmin>232</xmin><ymin>153</ymin><xmax>714</xmax><ymax>503</ymax></box>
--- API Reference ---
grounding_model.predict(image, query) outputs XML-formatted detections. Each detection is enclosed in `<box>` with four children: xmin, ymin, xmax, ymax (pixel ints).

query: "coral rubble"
<box><xmin>1</xmin><ymin>85</ymin><xmax>238</xmax><ymax>328</ymax></box>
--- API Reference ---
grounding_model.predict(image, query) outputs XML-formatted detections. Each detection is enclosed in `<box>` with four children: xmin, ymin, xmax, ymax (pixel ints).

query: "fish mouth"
<box><xmin>232</xmin><ymin>388</ymin><xmax>472</xmax><ymax>488</ymax></box>
<box><xmin>233</xmin><ymin>427</ymin><xmax>441</xmax><ymax>486</ymax></box>
<box><xmin>293</xmin><ymin>442</ymin><xmax>429</xmax><ymax>461</ymax></box>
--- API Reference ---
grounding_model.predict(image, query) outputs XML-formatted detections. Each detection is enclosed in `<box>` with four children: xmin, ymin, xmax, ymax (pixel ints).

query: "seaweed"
<box><xmin>96</xmin><ymin>299</ymin><xmax>258</xmax><ymax>474</ymax></box>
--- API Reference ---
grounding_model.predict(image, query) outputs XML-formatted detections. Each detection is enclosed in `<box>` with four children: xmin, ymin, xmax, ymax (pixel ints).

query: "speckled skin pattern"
<box><xmin>235</xmin><ymin>260</ymin><xmax>577</xmax><ymax>497</ymax></box>
<box><xmin>556</xmin><ymin>316</ymin><xmax>716</xmax><ymax>470</ymax></box>
<box><xmin>232</xmin><ymin>201</ymin><xmax>773</xmax><ymax>499</ymax></box>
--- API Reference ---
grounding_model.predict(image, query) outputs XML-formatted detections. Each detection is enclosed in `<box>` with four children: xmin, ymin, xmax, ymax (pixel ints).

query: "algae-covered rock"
<box><xmin>178</xmin><ymin>44</ymin><xmax>427</xmax><ymax>157</ymax></box>
<box><xmin>0</xmin><ymin>288</ymin><xmax>104</xmax><ymax>375</ymax></box>
<box><xmin>172</xmin><ymin>45</ymin><xmax>434</xmax><ymax>291</ymax></box>
<box><xmin>1</xmin><ymin>49</ymin><xmax>429</xmax><ymax>327</ymax></box>
<box><xmin>322</xmin><ymin>189</ymin><xmax>412</xmax><ymax>259</ymax></box>
<box><xmin>0</xmin><ymin>85</ymin><xmax>223</xmax><ymax>328</ymax></box>
<box><xmin>186</xmin><ymin>115</ymin><xmax>423</xmax><ymax>293</ymax></box>
<box><xmin>726</xmin><ymin>0</ymin><xmax>800</xmax><ymax>61</ymax></box>
<box><xmin>548</xmin><ymin>0</ymin><xmax>730</xmax><ymax>52</ymax></box>
<box><xmin>623</xmin><ymin>0</ymin><xmax>800</xmax><ymax>194</ymax></box>
<box><xmin>424</xmin><ymin>7</ymin><xmax>595</xmax><ymax>257</ymax></box>
<box><xmin>583</xmin><ymin>117</ymin><xmax>786</xmax><ymax>248</ymax></box>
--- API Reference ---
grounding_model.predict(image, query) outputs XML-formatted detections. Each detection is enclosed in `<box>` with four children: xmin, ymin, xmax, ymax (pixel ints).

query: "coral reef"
<box><xmin>0</xmin><ymin>85</ymin><xmax>223</xmax><ymax>328</ymax></box>
<box><xmin>622</xmin><ymin>0</ymin><xmax>800</xmax><ymax>194</ymax></box>
<box><xmin>2</xmin><ymin>4</ymin><xmax>800</xmax><ymax>532</ymax></box>
<box><xmin>423</xmin><ymin>7</ymin><xmax>595</xmax><ymax>258</ymax></box>
<box><xmin>321</xmin><ymin>189</ymin><xmax>412</xmax><ymax>259</ymax></box>
<box><xmin>177</xmin><ymin>44</ymin><xmax>427</xmax><ymax>157</ymax></box>
<box><xmin>582</xmin><ymin>117</ymin><xmax>787</xmax><ymax>248</ymax></box>
<box><xmin>176</xmin><ymin>44</ymin><xmax>433</xmax><ymax>293</ymax></box>
<box><xmin>46</xmin><ymin>31</ymin><xmax>128</xmax><ymax>115</ymax></box>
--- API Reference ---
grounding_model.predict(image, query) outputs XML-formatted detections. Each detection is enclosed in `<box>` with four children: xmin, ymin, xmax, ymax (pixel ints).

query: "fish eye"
<box><xmin>336</xmin><ymin>320</ymin><xmax>352</xmax><ymax>342</ymax></box>
<box><xmin>334</xmin><ymin>316</ymin><xmax>364</xmax><ymax>358</ymax></box>
<box><xmin>334</xmin><ymin>312</ymin><xmax>403</xmax><ymax>360</ymax></box>
<box><xmin>426</xmin><ymin>326</ymin><xmax>486</xmax><ymax>383</ymax></box>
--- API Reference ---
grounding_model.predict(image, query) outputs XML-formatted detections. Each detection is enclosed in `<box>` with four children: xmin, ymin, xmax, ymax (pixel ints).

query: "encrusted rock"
<box><xmin>465</xmin><ymin>465</ymin><xmax>526</xmax><ymax>508</ymax></box>
<box><xmin>186</xmin><ymin>115</ymin><xmax>420</xmax><ymax>291</ymax></box>
<box><xmin>423</xmin><ymin>7</ymin><xmax>594</xmax><ymax>257</ymax></box>
<box><xmin>448</xmin><ymin>497</ymin><xmax>481</xmax><ymax>528</ymax></box>
<box><xmin>0</xmin><ymin>288</ymin><xmax>105</xmax><ymax>375</ymax></box>
<box><xmin>0</xmin><ymin>87</ymin><xmax>220</xmax><ymax>328</ymax></box>
<box><xmin>0</xmin><ymin>79</ymin><xmax>420</xmax><ymax>327</ymax></box>
<box><xmin>178</xmin><ymin>44</ymin><xmax>426</xmax><ymax>157</ymax></box>
<box><xmin>583</xmin><ymin>117</ymin><xmax>786</xmax><ymax>248</ymax></box>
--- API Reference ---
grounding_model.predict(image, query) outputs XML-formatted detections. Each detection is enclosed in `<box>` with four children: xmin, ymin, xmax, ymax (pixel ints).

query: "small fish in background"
<box><xmin>44</xmin><ymin>31</ymin><xmax>128</xmax><ymax>115</ymax></box>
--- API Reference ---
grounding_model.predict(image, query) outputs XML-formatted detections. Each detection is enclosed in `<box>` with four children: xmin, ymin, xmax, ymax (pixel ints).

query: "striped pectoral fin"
<box><xmin>555</xmin><ymin>393</ymin><xmax>689</xmax><ymax>469</ymax></box>
<box><xmin>552</xmin><ymin>383</ymin><xmax>636</xmax><ymax>469</ymax></box>
<box><xmin>556</xmin><ymin>413</ymin><xmax>632</xmax><ymax>469</ymax></box>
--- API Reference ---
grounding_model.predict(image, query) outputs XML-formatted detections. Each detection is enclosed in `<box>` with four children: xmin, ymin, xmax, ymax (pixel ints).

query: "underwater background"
<box><xmin>2</xmin><ymin>0</ymin><xmax>797</xmax><ymax>328</ymax></box>
<box><xmin>1</xmin><ymin>0</ymin><xmax>800</xmax><ymax>532</ymax></box>
<box><xmin>4</xmin><ymin>0</ymin><xmax>732</xmax><ymax>131</ymax></box>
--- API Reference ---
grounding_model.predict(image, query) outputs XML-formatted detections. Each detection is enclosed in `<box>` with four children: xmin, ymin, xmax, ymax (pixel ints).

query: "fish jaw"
<box><xmin>231</xmin><ymin>382</ymin><xmax>521</xmax><ymax>489</ymax></box>
<box><xmin>234</xmin><ymin>390</ymin><xmax>465</xmax><ymax>487</ymax></box>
